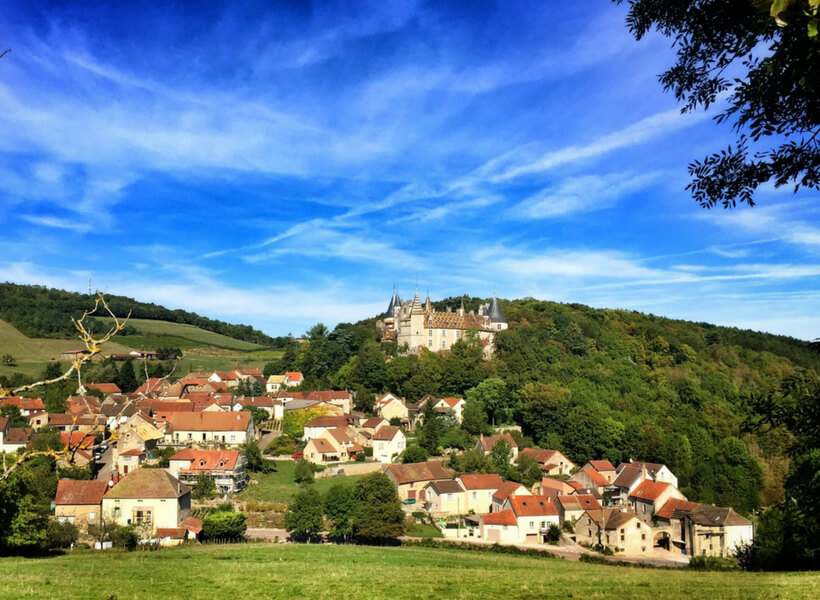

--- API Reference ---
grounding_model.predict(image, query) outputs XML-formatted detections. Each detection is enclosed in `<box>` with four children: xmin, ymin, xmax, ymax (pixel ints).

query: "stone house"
<box><xmin>384</xmin><ymin>460</ymin><xmax>454</xmax><ymax>502</ymax></box>
<box><xmin>574</xmin><ymin>506</ymin><xmax>651</xmax><ymax>555</ymax></box>
<box><xmin>102</xmin><ymin>469</ymin><xmax>191</xmax><ymax>536</ymax></box>
<box><xmin>457</xmin><ymin>473</ymin><xmax>504</xmax><ymax>514</ymax></box>
<box><xmin>372</xmin><ymin>426</ymin><xmax>406</xmax><ymax>463</ymax></box>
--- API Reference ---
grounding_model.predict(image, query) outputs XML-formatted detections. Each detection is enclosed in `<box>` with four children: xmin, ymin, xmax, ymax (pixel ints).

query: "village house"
<box><xmin>374</xmin><ymin>393</ymin><xmax>409</xmax><ymax>423</ymax></box>
<box><xmin>476</xmin><ymin>433</ymin><xmax>519</xmax><ymax>463</ymax></box>
<box><xmin>612</xmin><ymin>461</ymin><xmax>679</xmax><ymax>502</ymax></box>
<box><xmin>384</xmin><ymin>461</ymin><xmax>454</xmax><ymax>502</ymax></box>
<box><xmin>432</xmin><ymin>397</ymin><xmax>465</xmax><ymax>423</ymax></box>
<box><xmin>303</xmin><ymin>428</ymin><xmax>363</xmax><ymax>464</ymax></box>
<box><xmin>569</xmin><ymin>466</ymin><xmax>610</xmax><ymax>495</ymax></box>
<box><xmin>67</xmin><ymin>395</ymin><xmax>102</xmax><ymax>417</ymax></box>
<box><xmin>520</xmin><ymin>448</ymin><xmax>576</xmax><ymax>476</ymax></box>
<box><xmin>302</xmin><ymin>415</ymin><xmax>352</xmax><ymax>442</ymax></box>
<box><xmin>266</xmin><ymin>375</ymin><xmax>287</xmax><ymax>394</ymax></box>
<box><xmin>628</xmin><ymin>479</ymin><xmax>687</xmax><ymax>523</ymax></box>
<box><xmin>27</xmin><ymin>410</ymin><xmax>48</xmax><ymax>429</ymax></box>
<box><xmin>457</xmin><ymin>473</ymin><xmax>504</xmax><ymax>514</ymax></box>
<box><xmin>574</xmin><ymin>506</ymin><xmax>651</xmax><ymax>555</ymax></box>
<box><xmin>284</xmin><ymin>372</ymin><xmax>303</xmax><ymax>387</ymax></box>
<box><xmin>556</xmin><ymin>494</ymin><xmax>601</xmax><ymax>525</ymax></box>
<box><xmin>655</xmin><ymin>499</ymin><xmax>754</xmax><ymax>557</ymax></box>
<box><xmin>54</xmin><ymin>479</ymin><xmax>109</xmax><ymax>529</ymax></box>
<box><xmin>0</xmin><ymin>396</ymin><xmax>46</xmax><ymax>416</ymax></box>
<box><xmin>208</xmin><ymin>371</ymin><xmax>240</xmax><ymax>388</ymax></box>
<box><xmin>167</xmin><ymin>448</ymin><xmax>247</xmax><ymax>493</ymax></box>
<box><xmin>47</xmin><ymin>413</ymin><xmax>103</xmax><ymax>433</ymax></box>
<box><xmin>372</xmin><ymin>426</ymin><xmax>406</xmax><ymax>463</ymax></box>
<box><xmin>360</xmin><ymin>417</ymin><xmax>388</xmax><ymax>433</ymax></box>
<box><xmin>166</xmin><ymin>411</ymin><xmax>256</xmax><ymax>446</ymax></box>
<box><xmin>2</xmin><ymin>426</ymin><xmax>33</xmax><ymax>453</ymax></box>
<box><xmin>580</xmin><ymin>459</ymin><xmax>617</xmax><ymax>483</ymax></box>
<box><xmin>102</xmin><ymin>469</ymin><xmax>191</xmax><ymax>535</ymax></box>
<box><xmin>233</xmin><ymin>396</ymin><xmax>284</xmax><ymax>421</ymax></box>
<box><xmin>480</xmin><ymin>495</ymin><xmax>560</xmax><ymax>544</ymax></box>
<box><xmin>114</xmin><ymin>413</ymin><xmax>165</xmax><ymax>475</ymax></box>
<box><xmin>423</xmin><ymin>479</ymin><xmax>466</xmax><ymax>516</ymax></box>
<box><xmin>85</xmin><ymin>382</ymin><xmax>122</xmax><ymax>395</ymax></box>
<box><xmin>491</xmin><ymin>480</ymin><xmax>531</xmax><ymax>512</ymax></box>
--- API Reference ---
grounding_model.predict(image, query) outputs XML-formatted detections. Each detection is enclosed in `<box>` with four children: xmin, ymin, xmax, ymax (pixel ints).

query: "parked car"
<box><xmin>291</xmin><ymin>452</ymin><xmax>304</xmax><ymax>460</ymax></box>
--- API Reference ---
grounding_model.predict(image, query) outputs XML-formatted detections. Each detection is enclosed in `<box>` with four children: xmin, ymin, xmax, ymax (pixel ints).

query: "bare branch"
<box><xmin>0</xmin><ymin>49</ymin><xmax>10</xmax><ymax>60</ymax></box>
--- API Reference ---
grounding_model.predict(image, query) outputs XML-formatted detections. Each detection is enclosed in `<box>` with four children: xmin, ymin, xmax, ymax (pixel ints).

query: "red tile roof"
<box><xmin>362</xmin><ymin>417</ymin><xmax>387</xmax><ymax>428</ymax></box>
<box><xmin>54</xmin><ymin>479</ymin><xmax>109</xmax><ymax>505</ymax></box>
<box><xmin>155</xmin><ymin>527</ymin><xmax>187</xmax><ymax>539</ymax></box>
<box><xmin>167</xmin><ymin>411</ymin><xmax>252</xmax><ymax>432</ymax></box>
<box><xmin>482</xmin><ymin>508</ymin><xmax>517</xmax><ymax>526</ymax></box>
<box><xmin>492</xmin><ymin>480</ymin><xmax>528</xmax><ymax>501</ymax></box>
<box><xmin>656</xmin><ymin>498</ymin><xmax>699</xmax><ymax>520</ymax></box>
<box><xmin>458</xmin><ymin>473</ymin><xmax>504</xmax><ymax>490</ymax></box>
<box><xmin>508</xmin><ymin>495</ymin><xmax>558</xmax><ymax>517</ymax></box>
<box><xmin>522</xmin><ymin>448</ymin><xmax>562</xmax><ymax>464</ymax></box>
<box><xmin>172</xmin><ymin>449</ymin><xmax>241</xmax><ymax>472</ymax></box>
<box><xmin>304</xmin><ymin>416</ymin><xmax>350</xmax><ymax>428</ymax></box>
<box><xmin>587</xmin><ymin>459</ymin><xmax>616</xmax><ymax>472</ymax></box>
<box><xmin>86</xmin><ymin>383</ymin><xmax>122</xmax><ymax>394</ymax></box>
<box><xmin>285</xmin><ymin>372</ymin><xmax>303</xmax><ymax>381</ymax></box>
<box><xmin>0</xmin><ymin>417</ymin><xmax>8</xmax><ymax>431</ymax></box>
<box><xmin>577</xmin><ymin>467</ymin><xmax>608</xmax><ymax>487</ymax></box>
<box><xmin>61</xmin><ymin>432</ymin><xmax>96</xmax><ymax>449</ymax></box>
<box><xmin>557</xmin><ymin>494</ymin><xmax>601</xmax><ymax>512</ymax></box>
<box><xmin>478</xmin><ymin>433</ymin><xmax>518</xmax><ymax>452</ymax></box>
<box><xmin>182</xmin><ymin>517</ymin><xmax>203</xmax><ymax>534</ymax></box>
<box><xmin>0</xmin><ymin>396</ymin><xmax>46</xmax><ymax>411</ymax></box>
<box><xmin>629</xmin><ymin>479</ymin><xmax>672</xmax><ymax>503</ymax></box>
<box><xmin>440</xmin><ymin>397</ymin><xmax>463</xmax><ymax>408</ymax></box>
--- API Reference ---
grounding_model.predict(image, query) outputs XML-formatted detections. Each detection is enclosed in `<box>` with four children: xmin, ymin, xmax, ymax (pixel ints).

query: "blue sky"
<box><xmin>1</xmin><ymin>1</ymin><xmax>819</xmax><ymax>339</ymax></box>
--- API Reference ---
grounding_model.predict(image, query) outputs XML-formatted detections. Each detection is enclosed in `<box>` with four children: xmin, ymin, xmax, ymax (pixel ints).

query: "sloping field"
<box><xmin>98</xmin><ymin>317</ymin><xmax>264</xmax><ymax>351</ymax></box>
<box><xmin>0</xmin><ymin>543</ymin><xmax>815</xmax><ymax>600</ymax></box>
<box><xmin>0</xmin><ymin>320</ymin><xmax>134</xmax><ymax>377</ymax></box>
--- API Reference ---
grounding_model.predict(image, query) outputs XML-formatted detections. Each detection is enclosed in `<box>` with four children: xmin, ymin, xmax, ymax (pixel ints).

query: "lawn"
<box><xmin>0</xmin><ymin>543</ymin><xmax>816</xmax><ymax>600</ymax></box>
<box><xmin>98</xmin><ymin>317</ymin><xmax>265</xmax><ymax>351</ymax></box>
<box><xmin>239</xmin><ymin>461</ymin><xmax>366</xmax><ymax>503</ymax></box>
<box><xmin>405</xmin><ymin>522</ymin><xmax>444</xmax><ymax>538</ymax></box>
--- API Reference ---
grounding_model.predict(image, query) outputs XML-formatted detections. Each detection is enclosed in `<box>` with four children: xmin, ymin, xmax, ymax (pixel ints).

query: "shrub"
<box><xmin>294</xmin><ymin>459</ymin><xmax>315</xmax><ymax>484</ymax></box>
<box><xmin>202</xmin><ymin>511</ymin><xmax>248</xmax><ymax>540</ymax></box>
<box><xmin>689</xmin><ymin>555</ymin><xmax>738</xmax><ymax>571</ymax></box>
<box><xmin>46</xmin><ymin>519</ymin><xmax>79</xmax><ymax>549</ymax></box>
<box><xmin>111</xmin><ymin>526</ymin><xmax>139</xmax><ymax>551</ymax></box>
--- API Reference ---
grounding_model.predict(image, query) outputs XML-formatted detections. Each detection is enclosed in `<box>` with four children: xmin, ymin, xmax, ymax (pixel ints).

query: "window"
<box><xmin>132</xmin><ymin>509</ymin><xmax>153</xmax><ymax>526</ymax></box>
<box><xmin>529</xmin><ymin>521</ymin><xmax>534</xmax><ymax>528</ymax></box>
<box><xmin>428</xmin><ymin>340</ymin><xmax>433</xmax><ymax>347</ymax></box>
<box><xmin>471</xmin><ymin>492</ymin><xmax>477</xmax><ymax>499</ymax></box>
<box><xmin>642</xmin><ymin>533</ymin><xmax>646</xmax><ymax>540</ymax></box>
<box><xmin>620</xmin><ymin>534</ymin><xmax>625</xmax><ymax>542</ymax></box>
<box><xmin>88</xmin><ymin>512</ymin><xmax>95</xmax><ymax>520</ymax></box>
<box><xmin>230</xmin><ymin>435</ymin><xmax>236</xmax><ymax>441</ymax></box>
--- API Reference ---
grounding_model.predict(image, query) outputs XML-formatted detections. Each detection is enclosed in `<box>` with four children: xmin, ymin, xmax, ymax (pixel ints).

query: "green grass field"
<box><xmin>0</xmin><ymin>318</ymin><xmax>282</xmax><ymax>380</ymax></box>
<box><xmin>239</xmin><ymin>462</ymin><xmax>366</xmax><ymax>503</ymax></box>
<box><xmin>0</xmin><ymin>543</ymin><xmax>815</xmax><ymax>600</ymax></box>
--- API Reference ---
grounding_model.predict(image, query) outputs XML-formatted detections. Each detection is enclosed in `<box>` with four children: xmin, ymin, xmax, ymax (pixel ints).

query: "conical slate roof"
<box><xmin>385</xmin><ymin>290</ymin><xmax>399</xmax><ymax>317</ymax></box>
<box><xmin>488</xmin><ymin>297</ymin><xmax>507</xmax><ymax>324</ymax></box>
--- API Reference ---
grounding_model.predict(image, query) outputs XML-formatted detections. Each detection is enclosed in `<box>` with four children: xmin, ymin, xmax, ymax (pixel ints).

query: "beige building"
<box><xmin>457</xmin><ymin>473</ymin><xmax>504</xmax><ymax>514</ymax></box>
<box><xmin>102</xmin><ymin>469</ymin><xmax>191</xmax><ymax>536</ymax></box>
<box><xmin>656</xmin><ymin>499</ymin><xmax>754</xmax><ymax>557</ymax></box>
<box><xmin>374</xmin><ymin>393</ymin><xmax>409</xmax><ymax>422</ymax></box>
<box><xmin>372</xmin><ymin>426</ymin><xmax>406</xmax><ymax>463</ymax></box>
<box><xmin>423</xmin><ymin>479</ymin><xmax>466</xmax><ymax>517</ymax></box>
<box><xmin>477</xmin><ymin>433</ymin><xmax>519</xmax><ymax>463</ymax></box>
<box><xmin>166</xmin><ymin>411</ymin><xmax>256</xmax><ymax>446</ymax></box>
<box><xmin>556</xmin><ymin>494</ymin><xmax>601</xmax><ymax>525</ymax></box>
<box><xmin>574</xmin><ymin>506</ymin><xmax>651</xmax><ymax>555</ymax></box>
<box><xmin>491</xmin><ymin>481</ymin><xmax>531</xmax><ymax>512</ymax></box>
<box><xmin>381</xmin><ymin>292</ymin><xmax>507</xmax><ymax>356</ymax></box>
<box><xmin>480</xmin><ymin>495</ymin><xmax>560</xmax><ymax>544</ymax></box>
<box><xmin>303</xmin><ymin>428</ymin><xmax>363</xmax><ymax>464</ymax></box>
<box><xmin>520</xmin><ymin>448</ymin><xmax>576</xmax><ymax>476</ymax></box>
<box><xmin>580</xmin><ymin>460</ymin><xmax>617</xmax><ymax>483</ymax></box>
<box><xmin>628</xmin><ymin>479</ymin><xmax>687</xmax><ymax>523</ymax></box>
<box><xmin>54</xmin><ymin>479</ymin><xmax>109</xmax><ymax>530</ymax></box>
<box><xmin>114</xmin><ymin>413</ymin><xmax>165</xmax><ymax>475</ymax></box>
<box><xmin>384</xmin><ymin>460</ymin><xmax>454</xmax><ymax>502</ymax></box>
<box><xmin>303</xmin><ymin>416</ymin><xmax>352</xmax><ymax>442</ymax></box>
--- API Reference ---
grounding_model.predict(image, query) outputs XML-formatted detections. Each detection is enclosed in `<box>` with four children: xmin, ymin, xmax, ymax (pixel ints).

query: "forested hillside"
<box><xmin>267</xmin><ymin>297</ymin><xmax>819</xmax><ymax>516</ymax></box>
<box><xmin>0</xmin><ymin>283</ymin><xmax>282</xmax><ymax>346</ymax></box>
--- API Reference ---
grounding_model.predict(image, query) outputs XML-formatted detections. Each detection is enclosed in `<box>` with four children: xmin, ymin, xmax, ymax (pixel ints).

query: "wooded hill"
<box><xmin>273</xmin><ymin>297</ymin><xmax>819</xmax><ymax>517</ymax></box>
<box><xmin>0</xmin><ymin>283</ymin><xmax>283</xmax><ymax>346</ymax></box>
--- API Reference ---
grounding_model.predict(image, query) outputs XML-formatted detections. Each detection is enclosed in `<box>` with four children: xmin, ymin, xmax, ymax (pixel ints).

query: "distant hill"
<box><xmin>0</xmin><ymin>283</ymin><xmax>283</xmax><ymax>346</ymax></box>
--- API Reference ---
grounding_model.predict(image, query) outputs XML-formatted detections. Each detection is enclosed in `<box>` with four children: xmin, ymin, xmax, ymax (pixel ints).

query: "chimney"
<box><xmin>640</xmin><ymin>463</ymin><xmax>648</xmax><ymax>482</ymax></box>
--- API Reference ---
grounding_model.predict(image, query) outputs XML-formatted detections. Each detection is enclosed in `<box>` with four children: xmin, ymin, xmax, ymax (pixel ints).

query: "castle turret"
<box><xmin>488</xmin><ymin>296</ymin><xmax>507</xmax><ymax>331</ymax></box>
<box><xmin>425</xmin><ymin>293</ymin><xmax>432</xmax><ymax>312</ymax></box>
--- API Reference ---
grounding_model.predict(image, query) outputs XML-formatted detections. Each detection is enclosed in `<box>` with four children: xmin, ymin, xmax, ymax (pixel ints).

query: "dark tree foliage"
<box><xmin>202</xmin><ymin>511</ymin><xmax>248</xmax><ymax>540</ymax></box>
<box><xmin>417</xmin><ymin>400</ymin><xmax>443</xmax><ymax>455</ymax></box>
<box><xmin>294</xmin><ymin>459</ymin><xmax>315</xmax><ymax>484</ymax></box>
<box><xmin>242</xmin><ymin>441</ymin><xmax>276</xmax><ymax>474</ymax></box>
<box><xmin>351</xmin><ymin>473</ymin><xmax>406</xmax><ymax>540</ymax></box>
<box><xmin>616</xmin><ymin>0</ymin><xmax>820</xmax><ymax>208</ymax></box>
<box><xmin>324</xmin><ymin>483</ymin><xmax>355</xmax><ymax>542</ymax></box>
<box><xmin>0</xmin><ymin>282</ymin><xmax>283</xmax><ymax>345</ymax></box>
<box><xmin>401</xmin><ymin>444</ymin><xmax>429</xmax><ymax>464</ymax></box>
<box><xmin>285</xmin><ymin>486</ymin><xmax>324</xmax><ymax>541</ymax></box>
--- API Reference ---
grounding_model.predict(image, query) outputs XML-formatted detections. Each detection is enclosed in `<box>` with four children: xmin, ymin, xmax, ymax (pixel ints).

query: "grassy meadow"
<box><xmin>238</xmin><ymin>461</ymin><xmax>366</xmax><ymax>503</ymax></box>
<box><xmin>0</xmin><ymin>543</ymin><xmax>816</xmax><ymax>600</ymax></box>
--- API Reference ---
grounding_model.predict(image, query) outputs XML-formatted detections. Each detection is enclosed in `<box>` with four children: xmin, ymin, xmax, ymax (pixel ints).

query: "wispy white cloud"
<box><xmin>19</xmin><ymin>215</ymin><xmax>91</xmax><ymax>233</ymax></box>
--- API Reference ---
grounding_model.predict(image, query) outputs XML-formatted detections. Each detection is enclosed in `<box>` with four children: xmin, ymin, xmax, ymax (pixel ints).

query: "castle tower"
<box><xmin>488</xmin><ymin>296</ymin><xmax>508</xmax><ymax>331</ymax></box>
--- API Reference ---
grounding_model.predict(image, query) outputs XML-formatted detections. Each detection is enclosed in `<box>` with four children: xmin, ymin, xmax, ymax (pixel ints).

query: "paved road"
<box><xmin>258</xmin><ymin>430</ymin><xmax>282</xmax><ymax>451</ymax></box>
<box><xmin>93</xmin><ymin>443</ymin><xmax>116</xmax><ymax>479</ymax></box>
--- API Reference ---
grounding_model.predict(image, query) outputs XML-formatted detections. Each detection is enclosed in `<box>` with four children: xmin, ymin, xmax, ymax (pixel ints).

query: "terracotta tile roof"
<box><xmin>155</xmin><ymin>527</ymin><xmax>187</xmax><ymax>539</ymax></box>
<box><xmin>105</xmin><ymin>469</ymin><xmax>189</xmax><ymax>499</ymax></box>
<box><xmin>629</xmin><ymin>479</ymin><xmax>672</xmax><ymax>502</ymax></box>
<box><xmin>577</xmin><ymin>467</ymin><xmax>608</xmax><ymax>487</ymax></box>
<box><xmin>238</xmin><ymin>396</ymin><xmax>276</xmax><ymax>408</ymax></box>
<box><xmin>478</xmin><ymin>434</ymin><xmax>518</xmax><ymax>452</ymax></box>
<box><xmin>481</xmin><ymin>508</ymin><xmax>517</xmax><ymax>526</ymax></box>
<box><xmin>119</xmin><ymin>448</ymin><xmax>145</xmax><ymax>456</ymax></box>
<box><xmin>522</xmin><ymin>448</ymin><xmax>563</xmax><ymax>464</ymax></box>
<box><xmin>0</xmin><ymin>396</ymin><xmax>46</xmax><ymax>411</ymax></box>
<box><xmin>541</xmin><ymin>478</ymin><xmax>574</xmax><ymax>493</ymax></box>
<box><xmin>54</xmin><ymin>479</ymin><xmax>108</xmax><ymax>505</ymax></box>
<box><xmin>0</xmin><ymin>417</ymin><xmax>8</xmax><ymax>431</ymax></box>
<box><xmin>587</xmin><ymin>460</ymin><xmax>616</xmax><ymax>472</ymax></box>
<box><xmin>67</xmin><ymin>395</ymin><xmax>101</xmax><ymax>416</ymax></box>
<box><xmin>362</xmin><ymin>417</ymin><xmax>387</xmax><ymax>428</ymax></box>
<box><xmin>5</xmin><ymin>427</ymin><xmax>32</xmax><ymax>444</ymax></box>
<box><xmin>182</xmin><ymin>517</ymin><xmax>203</xmax><ymax>534</ymax></box>
<box><xmin>308</xmin><ymin>437</ymin><xmax>339</xmax><ymax>454</ymax></box>
<box><xmin>172</xmin><ymin>449</ymin><xmax>241</xmax><ymax>472</ymax></box>
<box><xmin>61</xmin><ymin>432</ymin><xmax>96</xmax><ymax>448</ymax></box>
<box><xmin>305</xmin><ymin>391</ymin><xmax>350</xmax><ymax>402</ymax></box>
<box><xmin>440</xmin><ymin>397</ymin><xmax>463</xmax><ymax>408</ymax></box>
<box><xmin>508</xmin><ymin>495</ymin><xmax>558</xmax><ymax>517</ymax></box>
<box><xmin>326</xmin><ymin>428</ymin><xmax>363</xmax><ymax>451</ymax></box>
<box><xmin>611</xmin><ymin>464</ymin><xmax>643</xmax><ymax>489</ymax></box>
<box><xmin>167</xmin><ymin>411</ymin><xmax>252</xmax><ymax>432</ymax></box>
<box><xmin>385</xmin><ymin>461</ymin><xmax>454</xmax><ymax>485</ymax></box>
<box><xmin>492</xmin><ymin>480</ymin><xmax>528</xmax><ymax>501</ymax></box>
<box><xmin>656</xmin><ymin>498</ymin><xmax>699</xmax><ymax>520</ymax></box>
<box><xmin>372</xmin><ymin>426</ymin><xmax>403</xmax><ymax>441</ymax></box>
<box><xmin>235</xmin><ymin>367</ymin><xmax>263</xmax><ymax>377</ymax></box>
<box><xmin>458</xmin><ymin>473</ymin><xmax>504</xmax><ymax>490</ymax></box>
<box><xmin>557</xmin><ymin>494</ymin><xmax>601</xmax><ymax>512</ymax></box>
<box><xmin>285</xmin><ymin>372</ymin><xmax>303</xmax><ymax>382</ymax></box>
<box><xmin>86</xmin><ymin>383</ymin><xmax>122</xmax><ymax>394</ymax></box>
